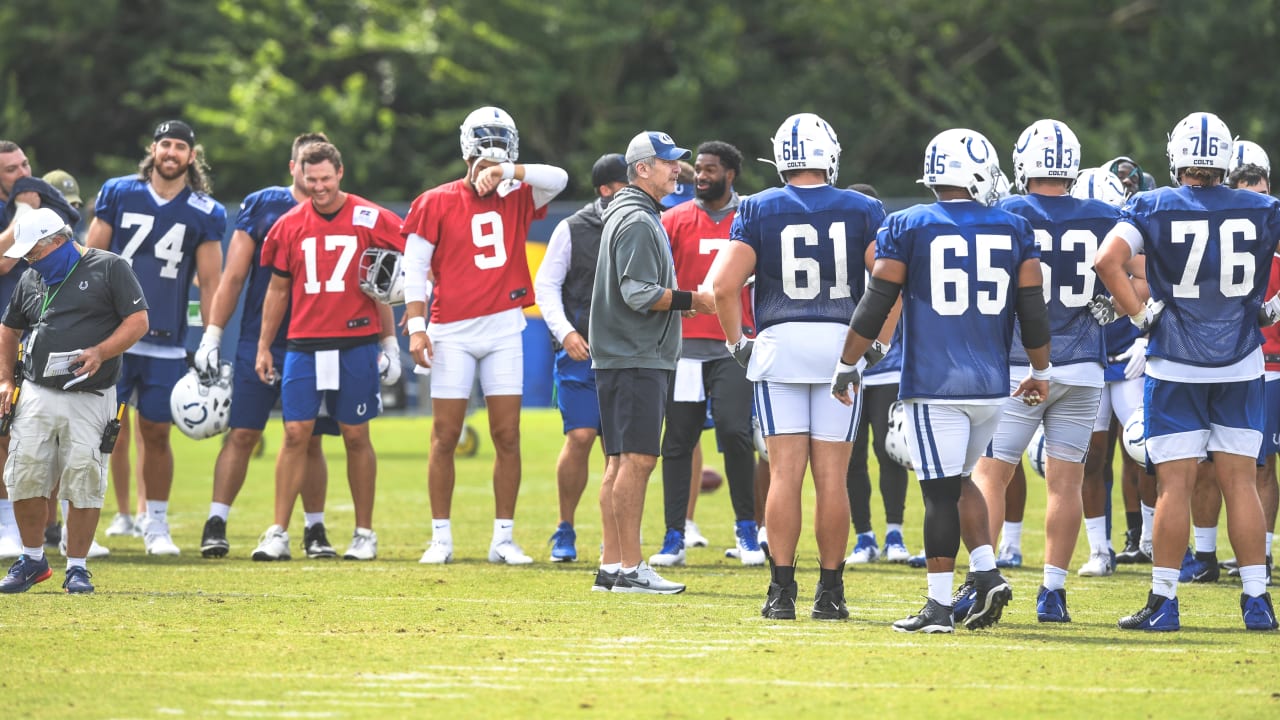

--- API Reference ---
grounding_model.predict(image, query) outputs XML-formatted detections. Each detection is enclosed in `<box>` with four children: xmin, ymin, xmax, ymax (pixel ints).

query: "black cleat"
<box><xmin>762</xmin><ymin>580</ymin><xmax>798</xmax><ymax>620</ymax></box>
<box><xmin>200</xmin><ymin>517</ymin><xmax>230</xmax><ymax>558</ymax></box>
<box><xmin>893</xmin><ymin>597</ymin><xmax>955</xmax><ymax>633</ymax></box>
<box><xmin>811</xmin><ymin>580</ymin><xmax>849</xmax><ymax>620</ymax></box>
<box><xmin>304</xmin><ymin>523</ymin><xmax>338</xmax><ymax>559</ymax></box>
<box><xmin>1116</xmin><ymin>531</ymin><xmax>1152</xmax><ymax>565</ymax></box>
<box><xmin>963</xmin><ymin>569</ymin><xmax>1012</xmax><ymax>630</ymax></box>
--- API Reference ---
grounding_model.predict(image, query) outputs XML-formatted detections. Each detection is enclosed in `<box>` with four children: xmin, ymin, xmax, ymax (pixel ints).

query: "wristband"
<box><xmin>670</xmin><ymin>290</ymin><xmax>692</xmax><ymax>312</ymax></box>
<box><xmin>500</xmin><ymin>162</ymin><xmax>515</xmax><ymax>180</ymax></box>
<box><xmin>1030</xmin><ymin>364</ymin><xmax>1052</xmax><ymax>381</ymax></box>
<box><xmin>407</xmin><ymin>317</ymin><xmax>427</xmax><ymax>335</ymax></box>
<box><xmin>204</xmin><ymin>325</ymin><xmax>223</xmax><ymax>342</ymax></box>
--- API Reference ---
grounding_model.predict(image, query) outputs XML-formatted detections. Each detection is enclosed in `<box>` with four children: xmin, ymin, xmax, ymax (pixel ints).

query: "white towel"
<box><xmin>316</xmin><ymin>350</ymin><xmax>340</xmax><ymax>391</ymax></box>
<box><xmin>672</xmin><ymin>358</ymin><xmax>706</xmax><ymax>403</ymax></box>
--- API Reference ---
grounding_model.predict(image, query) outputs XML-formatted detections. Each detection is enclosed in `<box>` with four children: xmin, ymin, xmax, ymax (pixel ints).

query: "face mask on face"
<box><xmin>30</xmin><ymin>240</ymin><xmax>81</xmax><ymax>285</ymax></box>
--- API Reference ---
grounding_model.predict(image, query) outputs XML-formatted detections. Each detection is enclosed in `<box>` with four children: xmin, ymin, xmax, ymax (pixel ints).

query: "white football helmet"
<box><xmin>1071</xmin><ymin>168</ymin><xmax>1127</xmax><ymax>207</ymax></box>
<box><xmin>1229</xmin><ymin>139</ymin><xmax>1271</xmax><ymax>176</ymax></box>
<box><xmin>920</xmin><ymin>128</ymin><xmax>1004</xmax><ymax>206</ymax></box>
<box><xmin>358</xmin><ymin>247</ymin><xmax>405</xmax><ymax>305</ymax></box>
<box><xmin>752</xmin><ymin>413</ymin><xmax>769</xmax><ymax>462</ymax></box>
<box><xmin>1027</xmin><ymin>424</ymin><xmax>1047</xmax><ymax>478</ymax></box>
<box><xmin>1011</xmin><ymin>119</ymin><xmax>1081</xmax><ymax>192</ymax></box>
<box><xmin>170</xmin><ymin>363</ymin><xmax>232</xmax><ymax>440</ymax></box>
<box><xmin>1122</xmin><ymin>406</ymin><xmax>1146</xmax><ymax>465</ymax></box>
<box><xmin>460</xmin><ymin>106</ymin><xmax>519</xmax><ymax>164</ymax></box>
<box><xmin>885</xmin><ymin>401</ymin><xmax>914</xmax><ymax>471</ymax></box>
<box><xmin>770</xmin><ymin>113</ymin><xmax>841</xmax><ymax>185</ymax></box>
<box><xmin>1166</xmin><ymin>111</ymin><xmax>1232</xmax><ymax>184</ymax></box>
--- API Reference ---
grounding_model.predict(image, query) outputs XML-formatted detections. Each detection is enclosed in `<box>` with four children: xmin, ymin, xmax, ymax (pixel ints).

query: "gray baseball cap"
<box><xmin>624</xmin><ymin>131</ymin><xmax>690</xmax><ymax>164</ymax></box>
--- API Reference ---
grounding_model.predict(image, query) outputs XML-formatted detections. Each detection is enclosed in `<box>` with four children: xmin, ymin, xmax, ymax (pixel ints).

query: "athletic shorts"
<box><xmin>1263</xmin><ymin>377</ymin><xmax>1280</xmax><ymax>460</ymax></box>
<box><xmin>596</xmin><ymin>367</ymin><xmax>671</xmax><ymax>456</ymax></box>
<box><xmin>281</xmin><ymin>343</ymin><xmax>381</xmax><ymax>426</ymax></box>
<box><xmin>904</xmin><ymin>400</ymin><xmax>1003</xmax><ymax>481</ymax></box>
<box><xmin>116</xmin><ymin>353</ymin><xmax>186</xmax><ymax>424</ymax></box>
<box><xmin>4</xmin><ymin>383</ymin><xmax>114</xmax><ymax>509</ymax></box>
<box><xmin>555</xmin><ymin>350</ymin><xmax>600</xmax><ymax>434</ymax></box>
<box><xmin>1093</xmin><ymin>375</ymin><xmax>1144</xmax><ymax>432</ymax></box>
<box><xmin>1144</xmin><ymin>376</ymin><xmax>1264</xmax><ymax>464</ymax></box>
<box><xmin>754</xmin><ymin>380</ymin><xmax>859</xmax><ymax>443</ymax></box>
<box><xmin>230</xmin><ymin>340</ymin><xmax>339</xmax><ymax>435</ymax></box>
<box><xmin>987</xmin><ymin>381</ymin><xmax>1101</xmax><ymax>465</ymax></box>
<box><xmin>429</xmin><ymin>331</ymin><xmax>523</xmax><ymax>400</ymax></box>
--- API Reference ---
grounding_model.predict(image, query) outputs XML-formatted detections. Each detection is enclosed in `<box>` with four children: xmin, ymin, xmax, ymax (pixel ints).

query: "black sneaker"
<box><xmin>1191</xmin><ymin>552</ymin><xmax>1220</xmax><ymax>583</ymax></box>
<box><xmin>44</xmin><ymin>522</ymin><xmax>61</xmax><ymax>548</ymax></box>
<box><xmin>591</xmin><ymin>568</ymin><xmax>618</xmax><ymax>592</ymax></box>
<box><xmin>200</xmin><ymin>517</ymin><xmax>230</xmax><ymax>558</ymax></box>
<box><xmin>811</xmin><ymin>580</ymin><xmax>849</xmax><ymax>620</ymax></box>
<box><xmin>1116</xmin><ymin>537</ymin><xmax>1152</xmax><ymax>565</ymax></box>
<box><xmin>304</xmin><ymin>523</ymin><xmax>338</xmax><ymax>559</ymax></box>
<box><xmin>963</xmin><ymin>569</ymin><xmax>1012</xmax><ymax>630</ymax></box>
<box><xmin>762</xmin><ymin>580</ymin><xmax>798</xmax><ymax>620</ymax></box>
<box><xmin>893</xmin><ymin>597</ymin><xmax>955</xmax><ymax>633</ymax></box>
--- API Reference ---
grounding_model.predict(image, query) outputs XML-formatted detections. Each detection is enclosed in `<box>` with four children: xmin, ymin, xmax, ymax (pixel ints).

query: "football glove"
<box><xmin>830</xmin><ymin>359</ymin><xmax>862</xmax><ymax>400</ymax></box>
<box><xmin>378</xmin><ymin>337</ymin><xmax>402</xmax><ymax>386</ymax></box>
<box><xmin>726</xmin><ymin>336</ymin><xmax>753</xmax><ymax>368</ymax></box>
<box><xmin>194</xmin><ymin>326</ymin><xmax>222</xmax><ymax>380</ymax></box>
<box><xmin>1114</xmin><ymin>337</ymin><xmax>1147</xmax><ymax>380</ymax></box>
<box><xmin>864</xmin><ymin>340</ymin><xmax>889</xmax><ymax>368</ymax></box>
<box><xmin>1087</xmin><ymin>294</ymin><xmax>1118</xmax><ymax>326</ymax></box>
<box><xmin>1260</xmin><ymin>293</ymin><xmax>1280</xmax><ymax>327</ymax></box>
<box><xmin>1129</xmin><ymin>299</ymin><xmax>1165</xmax><ymax>332</ymax></box>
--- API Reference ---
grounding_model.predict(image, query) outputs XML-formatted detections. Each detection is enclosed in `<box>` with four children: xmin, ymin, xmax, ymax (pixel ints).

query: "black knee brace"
<box><xmin>920</xmin><ymin>476</ymin><xmax>963</xmax><ymax>559</ymax></box>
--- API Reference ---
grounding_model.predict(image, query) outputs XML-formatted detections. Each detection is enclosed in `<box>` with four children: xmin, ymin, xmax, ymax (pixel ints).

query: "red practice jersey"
<box><xmin>662</xmin><ymin>201</ymin><xmax>756</xmax><ymax>340</ymax></box>
<box><xmin>1264</xmin><ymin>254</ymin><xmax>1280</xmax><ymax>371</ymax></box>
<box><xmin>263</xmin><ymin>194</ymin><xmax>405</xmax><ymax>340</ymax></box>
<box><xmin>401</xmin><ymin>178</ymin><xmax>547</xmax><ymax>324</ymax></box>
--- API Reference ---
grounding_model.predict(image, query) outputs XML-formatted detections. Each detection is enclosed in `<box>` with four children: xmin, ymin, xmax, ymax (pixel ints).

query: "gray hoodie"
<box><xmin>589</xmin><ymin>185</ymin><xmax>680</xmax><ymax>370</ymax></box>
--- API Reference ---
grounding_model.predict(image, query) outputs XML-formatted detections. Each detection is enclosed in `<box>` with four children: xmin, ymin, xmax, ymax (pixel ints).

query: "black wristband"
<box><xmin>670</xmin><ymin>290</ymin><xmax>692</xmax><ymax>312</ymax></box>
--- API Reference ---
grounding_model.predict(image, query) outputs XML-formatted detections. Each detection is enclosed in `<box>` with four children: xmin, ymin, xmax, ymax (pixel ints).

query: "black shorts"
<box><xmin>596</xmin><ymin>367</ymin><xmax>672</xmax><ymax>456</ymax></box>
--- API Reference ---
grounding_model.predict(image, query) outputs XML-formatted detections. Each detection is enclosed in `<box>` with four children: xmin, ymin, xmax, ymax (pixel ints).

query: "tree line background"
<box><xmin>4</xmin><ymin>0</ymin><xmax>1280</xmax><ymax>204</ymax></box>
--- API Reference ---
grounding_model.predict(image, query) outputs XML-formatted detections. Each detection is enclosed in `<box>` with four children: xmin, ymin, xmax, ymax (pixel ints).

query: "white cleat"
<box><xmin>104</xmin><ymin>513</ymin><xmax>138</xmax><ymax>537</ymax></box>
<box><xmin>488</xmin><ymin>539</ymin><xmax>533</xmax><ymax>565</ymax></box>
<box><xmin>419</xmin><ymin>541</ymin><xmax>454</xmax><ymax>564</ymax></box>
<box><xmin>0</xmin><ymin>532</ymin><xmax>21</xmax><ymax>559</ymax></box>
<box><xmin>343</xmin><ymin>529</ymin><xmax>378</xmax><ymax>560</ymax></box>
<box><xmin>252</xmin><ymin>525</ymin><xmax>291</xmax><ymax>561</ymax></box>
<box><xmin>144</xmin><ymin>526</ymin><xmax>181</xmax><ymax>556</ymax></box>
<box><xmin>1077</xmin><ymin>551</ymin><xmax>1115</xmax><ymax>577</ymax></box>
<box><xmin>683</xmin><ymin>520</ymin><xmax>709</xmax><ymax>548</ymax></box>
<box><xmin>647</xmin><ymin>547</ymin><xmax>686</xmax><ymax>567</ymax></box>
<box><xmin>59</xmin><ymin>526</ymin><xmax>110</xmax><ymax>558</ymax></box>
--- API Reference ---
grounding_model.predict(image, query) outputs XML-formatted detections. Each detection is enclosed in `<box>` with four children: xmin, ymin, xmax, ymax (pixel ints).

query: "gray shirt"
<box><xmin>589</xmin><ymin>186</ymin><xmax>681</xmax><ymax>371</ymax></box>
<box><xmin>3</xmin><ymin>247</ymin><xmax>148</xmax><ymax>391</ymax></box>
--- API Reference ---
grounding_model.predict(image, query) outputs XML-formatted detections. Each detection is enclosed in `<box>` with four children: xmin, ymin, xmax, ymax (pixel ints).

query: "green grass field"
<box><xmin>3</xmin><ymin>409</ymin><xmax>1277</xmax><ymax>719</ymax></box>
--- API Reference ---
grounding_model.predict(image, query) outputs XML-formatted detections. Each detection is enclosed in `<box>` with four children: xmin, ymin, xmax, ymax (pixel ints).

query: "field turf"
<box><xmin>2</xmin><ymin>409</ymin><xmax>1277</xmax><ymax>719</ymax></box>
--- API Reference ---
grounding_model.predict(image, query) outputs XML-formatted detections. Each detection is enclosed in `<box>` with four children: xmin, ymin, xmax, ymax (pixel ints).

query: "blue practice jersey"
<box><xmin>877</xmin><ymin>200</ymin><xmax>1038</xmax><ymax>401</ymax></box>
<box><xmin>95</xmin><ymin>176</ymin><xmax>227</xmax><ymax>348</ymax></box>
<box><xmin>235</xmin><ymin>186</ymin><xmax>297</xmax><ymax>348</ymax></box>
<box><xmin>1123</xmin><ymin>185</ymin><xmax>1280</xmax><ymax>366</ymax></box>
<box><xmin>731</xmin><ymin>184</ymin><xmax>885</xmax><ymax>330</ymax></box>
<box><xmin>998</xmin><ymin>194</ymin><xmax>1115</xmax><ymax>368</ymax></box>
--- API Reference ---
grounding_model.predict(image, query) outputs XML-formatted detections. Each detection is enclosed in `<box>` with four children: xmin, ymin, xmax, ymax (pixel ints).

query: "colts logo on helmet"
<box><xmin>180</xmin><ymin>402</ymin><xmax>209</xmax><ymax>429</ymax></box>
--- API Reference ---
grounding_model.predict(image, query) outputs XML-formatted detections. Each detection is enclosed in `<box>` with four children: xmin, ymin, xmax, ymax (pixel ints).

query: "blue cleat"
<box><xmin>1241</xmin><ymin>592</ymin><xmax>1278</xmax><ymax>631</ymax></box>
<box><xmin>1036</xmin><ymin>585</ymin><xmax>1071</xmax><ymax>623</ymax></box>
<box><xmin>907</xmin><ymin>552</ymin><xmax>927</xmax><ymax>568</ymax></box>
<box><xmin>0</xmin><ymin>555</ymin><xmax>52</xmax><ymax>594</ymax></box>
<box><xmin>62</xmin><ymin>567</ymin><xmax>94</xmax><ymax>594</ymax></box>
<box><xmin>1118</xmin><ymin>592</ymin><xmax>1180</xmax><ymax>631</ymax></box>
<box><xmin>647</xmin><ymin>528</ymin><xmax>686</xmax><ymax>567</ymax></box>
<box><xmin>882</xmin><ymin>529</ymin><xmax>911</xmax><ymax>563</ymax></box>
<box><xmin>951</xmin><ymin>573</ymin><xmax>976</xmax><ymax>622</ymax></box>
<box><xmin>996</xmin><ymin>546</ymin><xmax>1022</xmax><ymax>569</ymax></box>
<box><xmin>549</xmin><ymin>522</ymin><xmax>577</xmax><ymax>563</ymax></box>
<box><xmin>1178</xmin><ymin>547</ymin><xmax>1201</xmax><ymax>583</ymax></box>
<box><xmin>845</xmin><ymin>532</ymin><xmax>878</xmax><ymax>564</ymax></box>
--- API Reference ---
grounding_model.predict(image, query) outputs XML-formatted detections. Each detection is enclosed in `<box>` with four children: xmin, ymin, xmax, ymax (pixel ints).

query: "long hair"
<box><xmin>138</xmin><ymin>143</ymin><xmax>213</xmax><ymax>194</ymax></box>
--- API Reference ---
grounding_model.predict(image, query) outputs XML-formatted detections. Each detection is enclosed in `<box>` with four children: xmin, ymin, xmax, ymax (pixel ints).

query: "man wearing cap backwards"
<box><xmin>589</xmin><ymin>131</ymin><xmax>714</xmax><ymax>594</ymax></box>
<box><xmin>86</xmin><ymin>120</ymin><xmax>225</xmax><ymax>556</ymax></box>
<box><xmin>0</xmin><ymin>208</ymin><xmax>149</xmax><ymax>594</ymax></box>
<box><xmin>403</xmin><ymin>106</ymin><xmax>568</xmax><ymax>566</ymax></box>
<box><xmin>534</xmin><ymin>153</ymin><xmax>628</xmax><ymax>564</ymax></box>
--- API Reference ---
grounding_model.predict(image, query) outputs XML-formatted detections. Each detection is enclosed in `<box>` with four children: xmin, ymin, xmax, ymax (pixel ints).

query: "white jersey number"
<box><xmin>472</xmin><ymin>211</ymin><xmax>508</xmax><ymax>270</ymax></box>
<box><xmin>300</xmin><ymin>235</ymin><xmax>357</xmax><ymax>294</ymax></box>
<box><xmin>1170</xmin><ymin>218</ymin><xmax>1256</xmax><ymax>298</ymax></box>
<box><xmin>1034</xmin><ymin>228</ymin><xmax>1098</xmax><ymax>308</ymax></box>
<box><xmin>119</xmin><ymin>212</ymin><xmax>186</xmax><ymax>280</ymax></box>
<box><xmin>930</xmin><ymin>234</ymin><xmax>1012</xmax><ymax>316</ymax></box>
<box><xmin>780</xmin><ymin>222</ymin><xmax>851</xmax><ymax>300</ymax></box>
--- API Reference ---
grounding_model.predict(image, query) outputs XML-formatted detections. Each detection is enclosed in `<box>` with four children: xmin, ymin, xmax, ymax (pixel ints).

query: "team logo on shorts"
<box><xmin>356</xmin><ymin>403</ymin><xmax>367</xmax><ymax>417</ymax></box>
<box><xmin>79</xmin><ymin>281</ymin><xmax>89</xmax><ymax>290</ymax></box>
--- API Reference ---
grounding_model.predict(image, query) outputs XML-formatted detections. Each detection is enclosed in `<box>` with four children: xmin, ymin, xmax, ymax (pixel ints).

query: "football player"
<box><xmin>710</xmin><ymin>113</ymin><xmax>887</xmax><ymax>620</ymax></box>
<box><xmin>253</xmin><ymin>141</ymin><xmax>403</xmax><ymax>562</ymax></box>
<box><xmin>835</xmin><ymin>128</ymin><xmax>1049</xmax><ymax>633</ymax></box>
<box><xmin>1099</xmin><ymin>112</ymin><xmax>1279</xmax><ymax>631</ymax></box>
<box><xmin>191</xmin><ymin>133</ymin><xmax>339</xmax><ymax>560</ymax></box>
<box><xmin>86</xmin><ymin>120</ymin><xmax>225</xmax><ymax>556</ymax></box>
<box><xmin>403</xmin><ymin>107</ymin><xmax>568</xmax><ymax>565</ymax></box>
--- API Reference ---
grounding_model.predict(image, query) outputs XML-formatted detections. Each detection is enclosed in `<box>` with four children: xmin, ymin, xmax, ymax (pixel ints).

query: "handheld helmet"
<box><xmin>770</xmin><ymin>113</ymin><xmax>841</xmax><ymax>185</ymax></box>
<box><xmin>1166</xmin><ymin>111</ymin><xmax>1232</xmax><ymax>184</ymax></box>
<box><xmin>920</xmin><ymin>128</ymin><xmax>1004</xmax><ymax>206</ymax></box>
<box><xmin>752</xmin><ymin>412</ymin><xmax>769</xmax><ymax>462</ymax></box>
<box><xmin>170</xmin><ymin>363</ymin><xmax>232</xmax><ymax>440</ymax></box>
<box><xmin>460</xmin><ymin>106</ymin><xmax>519</xmax><ymax>164</ymax></box>
<box><xmin>1011</xmin><ymin>119</ymin><xmax>1082</xmax><ymax>192</ymax></box>
<box><xmin>1027</xmin><ymin>424</ymin><xmax>1047</xmax><ymax>478</ymax></box>
<box><xmin>1122</xmin><ymin>406</ymin><xmax>1146</xmax><ymax>465</ymax></box>
<box><xmin>885</xmin><ymin>401</ymin><xmax>914</xmax><ymax>471</ymax></box>
<box><xmin>1228</xmin><ymin>139</ymin><xmax>1270</xmax><ymax>177</ymax></box>
<box><xmin>358</xmin><ymin>248</ymin><xmax>405</xmax><ymax>305</ymax></box>
<box><xmin>1070</xmin><ymin>168</ymin><xmax>1127</xmax><ymax>207</ymax></box>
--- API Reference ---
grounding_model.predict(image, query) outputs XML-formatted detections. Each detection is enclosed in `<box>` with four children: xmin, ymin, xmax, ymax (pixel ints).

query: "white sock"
<box><xmin>208</xmin><ymin>503</ymin><xmax>230</xmax><ymax>522</ymax></box>
<box><xmin>1000</xmin><ymin>521</ymin><xmax>1022</xmax><ymax>550</ymax></box>
<box><xmin>145</xmin><ymin>500</ymin><xmax>168</xmax><ymax>528</ymax></box>
<box><xmin>621</xmin><ymin>564</ymin><xmax>638</xmax><ymax>574</ymax></box>
<box><xmin>0</xmin><ymin>499</ymin><xmax>15</xmax><ymax>528</ymax></box>
<box><xmin>927</xmin><ymin>571</ymin><xmax>954</xmax><ymax>605</ymax></box>
<box><xmin>1043</xmin><ymin>564</ymin><xmax>1068</xmax><ymax>592</ymax></box>
<box><xmin>60</xmin><ymin>500</ymin><xmax>70</xmax><ymax>523</ymax></box>
<box><xmin>1266</xmin><ymin>532</ymin><xmax>1274</xmax><ymax>557</ymax></box>
<box><xmin>66</xmin><ymin>557</ymin><xmax>87</xmax><ymax>570</ymax></box>
<box><xmin>600</xmin><ymin>562</ymin><xmax>621</xmax><ymax>573</ymax></box>
<box><xmin>1140</xmin><ymin>502</ymin><xmax>1155</xmax><ymax>545</ymax></box>
<box><xmin>886</xmin><ymin>522</ymin><xmax>903</xmax><ymax>537</ymax></box>
<box><xmin>493</xmin><ymin>518</ymin><xmax>514</xmax><ymax>544</ymax></box>
<box><xmin>969</xmin><ymin>544</ymin><xmax>996</xmax><ymax>572</ymax></box>
<box><xmin>432</xmin><ymin>519</ymin><xmax>452</xmax><ymax>546</ymax></box>
<box><xmin>1193</xmin><ymin>525</ymin><xmax>1217</xmax><ymax>554</ymax></box>
<box><xmin>23</xmin><ymin>545</ymin><xmax>44</xmax><ymax>562</ymax></box>
<box><xmin>1152</xmin><ymin>566</ymin><xmax>1180</xmax><ymax>599</ymax></box>
<box><xmin>304</xmin><ymin>512</ymin><xmax>324</xmax><ymax>529</ymax></box>
<box><xmin>1240</xmin><ymin>565</ymin><xmax>1268</xmax><ymax>597</ymax></box>
<box><xmin>1084</xmin><ymin>515</ymin><xmax>1108</xmax><ymax>555</ymax></box>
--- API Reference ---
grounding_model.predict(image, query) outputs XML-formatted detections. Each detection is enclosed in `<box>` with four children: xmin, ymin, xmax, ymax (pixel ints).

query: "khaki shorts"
<box><xmin>4</xmin><ymin>383</ymin><xmax>114</xmax><ymax>509</ymax></box>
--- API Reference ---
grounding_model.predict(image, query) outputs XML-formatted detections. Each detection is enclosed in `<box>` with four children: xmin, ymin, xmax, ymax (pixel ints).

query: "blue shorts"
<box><xmin>231</xmin><ymin>340</ymin><xmax>339</xmax><ymax>435</ymax></box>
<box><xmin>1263</xmin><ymin>377</ymin><xmax>1280</xmax><ymax>460</ymax></box>
<box><xmin>1144</xmin><ymin>376</ymin><xmax>1264</xmax><ymax>464</ymax></box>
<box><xmin>554</xmin><ymin>350</ymin><xmax>601</xmax><ymax>434</ymax></box>
<box><xmin>281</xmin><ymin>343</ymin><xmax>381</xmax><ymax>426</ymax></box>
<box><xmin>117</xmin><ymin>354</ymin><xmax>186</xmax><ymax>423</ymax></box>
